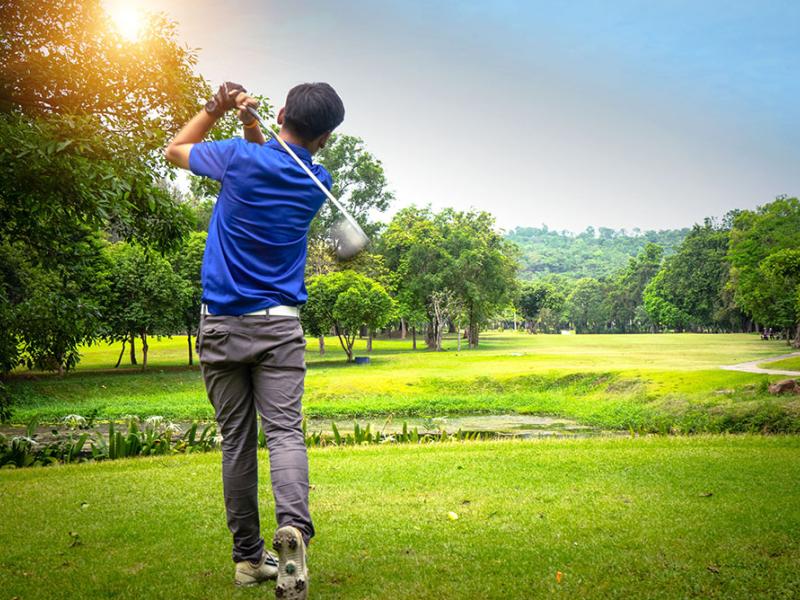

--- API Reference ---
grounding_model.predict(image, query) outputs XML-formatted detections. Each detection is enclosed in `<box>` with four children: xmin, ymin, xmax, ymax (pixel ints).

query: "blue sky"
<box><xmin>132</xmin><ymin>0</ymin><xmax>799</xmax><ymax>232</ymax></box>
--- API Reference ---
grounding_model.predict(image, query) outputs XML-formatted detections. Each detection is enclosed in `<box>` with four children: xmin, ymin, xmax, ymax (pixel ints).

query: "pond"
<box><xmin>1</xmin><ymin>414</ymin><xmax>612</xmax><ymax>440</ymax></box>
<box><xmin>304</xmin><ymin>414</ymin><xmax>609</xmax><ymax>438</ymax></box>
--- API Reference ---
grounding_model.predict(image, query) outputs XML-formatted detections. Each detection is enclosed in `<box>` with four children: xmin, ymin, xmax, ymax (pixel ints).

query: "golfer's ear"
<box><xmin>317</xmin><ymin>131</ymin><xmax>332</xmax><ymax>149</ymax></box>
<box><xmin>277</xmin><ymin>107</ymin><xmax>285</xmax><ymax>125</ymax></box>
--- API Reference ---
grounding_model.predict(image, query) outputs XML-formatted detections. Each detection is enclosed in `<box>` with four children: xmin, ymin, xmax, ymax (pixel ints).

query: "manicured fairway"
<box><xmin>7</xmin><ymin>333</ymin><xmax>799</xmax><ymax>433</ymax></box>
<box><xmin>760</xmin><ymin>355</ymin><xmax>800</xmax><ymax>372</ymax></box>
<box><xmin>1</xmin><ymin>436</ymin><xmax>799</xmax><ymax>599</ymax></box>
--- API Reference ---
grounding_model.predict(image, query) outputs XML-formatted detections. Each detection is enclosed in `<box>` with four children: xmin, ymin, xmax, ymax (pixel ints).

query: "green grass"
<box><xmin>1</xmin><ymin>436</ymin><xmax>799</xmax><ymax>599</ymax></box>
<box><xmin>7</xmin><ymin>333</ymin><xmax>800</xmax><ymax>433</ymax></box>
<box><xmin>759</xmin><ymin>355</ymin><xmax>800</xmax><ymax>372</ymax></box>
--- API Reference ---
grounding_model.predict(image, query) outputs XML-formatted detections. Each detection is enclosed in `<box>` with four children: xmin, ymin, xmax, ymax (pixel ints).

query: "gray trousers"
<box><xmin>198</xmin><ymin>313</ymin><xmax>314</xmax><ymax>563</ymax></box>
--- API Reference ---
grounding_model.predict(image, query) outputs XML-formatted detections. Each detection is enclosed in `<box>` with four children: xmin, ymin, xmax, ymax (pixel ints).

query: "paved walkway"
<box><xmin>720</xmin><ymin>351</ymin><xmax>800</xmax><ymax>376</ymax></box>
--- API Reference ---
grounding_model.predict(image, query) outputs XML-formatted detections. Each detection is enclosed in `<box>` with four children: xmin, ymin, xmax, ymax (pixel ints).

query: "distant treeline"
<box><xmin>512</xmin><ymin>197</ymin><xmax>800</xmax><ymax>344</ymax></box>
<box><xmin>507</xmin><ymin>225</ymin><xmax>688</xmax><ymax>280</ymax></box>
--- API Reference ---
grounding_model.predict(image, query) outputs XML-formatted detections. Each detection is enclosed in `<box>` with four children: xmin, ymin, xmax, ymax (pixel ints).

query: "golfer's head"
<box><xmin>278</xmin><ymin>82</ymin><xmax>344</xmax><ymax>152</ymax></box>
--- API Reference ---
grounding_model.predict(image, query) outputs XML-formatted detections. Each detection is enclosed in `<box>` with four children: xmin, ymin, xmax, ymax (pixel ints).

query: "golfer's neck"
<box><xmin>278</xmin><ymin>128</ymin><xmax>316</xmax><ymax>154</ymax></box>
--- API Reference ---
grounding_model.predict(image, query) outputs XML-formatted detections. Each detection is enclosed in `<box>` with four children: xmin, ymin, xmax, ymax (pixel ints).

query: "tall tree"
<box><xmin>379</xmin><ymin>206</ymin><xmax>449</xmax><ymax>348</ymax></box>
<box><xmin>607</xmin><ymin>243</ymin><xmax>664</xmax><ymax>332</ymax></box>
<box><xmin>643</xmin><ymin>220</ymin><xmax>741</xmax><ymax>332</ymax></box>
<box><xmin>436</xmin><ymin>209</ymin><xmax>519</xmax><ymax>347</ymax></box>
<box><xmin>565</xmin><ymin>278</ymin><xmax>611</xmax><ymax>334</ymax></box>
<box><xmin>728</xmin><ymin>197</ymin><xmax>800</xmax><ymax>344</ymax></box>
<box><xmin>314</xmin><ymin>134</ymin><xmax>394</xmax><ymax>242</ymax></box>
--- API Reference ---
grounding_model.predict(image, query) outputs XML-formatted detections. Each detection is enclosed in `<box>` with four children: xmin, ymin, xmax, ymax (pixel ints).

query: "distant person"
<box><xmin>166</xmin><ymin>81</ymin><xmax>345</xmax><ymax>600</ymax></box>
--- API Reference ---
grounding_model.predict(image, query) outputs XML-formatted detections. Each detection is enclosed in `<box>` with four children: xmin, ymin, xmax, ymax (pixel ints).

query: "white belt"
<box><xmin>201</xmin><ymin>304</ymin><xmax>300</xmax><ymax>318</ymax></box>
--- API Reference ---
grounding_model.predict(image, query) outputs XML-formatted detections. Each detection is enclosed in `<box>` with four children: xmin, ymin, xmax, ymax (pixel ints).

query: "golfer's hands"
<box><xmin>236</xmin><ymin>93</ymin><xmax>260</xmax><ymax>126</ymax></box>
<box><xmin>206</xmin><ymin>81</ymin><xmax>247</xmax><ymax>118</ymax></box>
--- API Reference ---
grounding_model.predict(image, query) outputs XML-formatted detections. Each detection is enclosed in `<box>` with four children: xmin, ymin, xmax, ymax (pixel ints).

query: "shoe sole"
<box><xmin>273</xmin><ymin>526</ymin><xmax>308</xmax><ymax>600</ymax></box>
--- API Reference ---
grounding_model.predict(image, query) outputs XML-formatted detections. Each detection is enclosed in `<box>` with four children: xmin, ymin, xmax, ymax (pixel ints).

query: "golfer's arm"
<box><xmin>165</xmin><ymin>109</ymin><xmax>218</xmax><ymax>170</ymax></box>
<box><xmin>243</xmin><ymin>122</ymin><xmax>266</xmax><ymax>145</ymax></box>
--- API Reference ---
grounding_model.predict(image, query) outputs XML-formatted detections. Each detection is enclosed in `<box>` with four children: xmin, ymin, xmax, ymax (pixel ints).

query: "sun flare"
<box><xmin>108</xmin><ymin>3</ymin><xmax>143</xmax><ymax>41</ymax></box>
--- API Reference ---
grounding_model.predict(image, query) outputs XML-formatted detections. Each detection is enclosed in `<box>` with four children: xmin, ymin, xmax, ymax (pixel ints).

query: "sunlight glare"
<box><xmin>108</xmin><ymin>3</ymin><xmax>143</xmax><ymax>42</ymax></box>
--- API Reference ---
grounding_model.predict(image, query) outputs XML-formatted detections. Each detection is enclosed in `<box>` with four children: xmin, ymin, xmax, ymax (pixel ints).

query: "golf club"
<box><xmin>245</xmin><ymin>105</ymin><xmax>369</xmax><ymax>260</ymax></box>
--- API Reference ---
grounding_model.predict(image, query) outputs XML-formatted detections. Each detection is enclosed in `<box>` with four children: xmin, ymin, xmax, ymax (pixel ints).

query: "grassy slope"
<box><xmin>7</xmin><ymin>333</ymin><xmax>799</xmax><ymax>432</ymax></box>
<box><xmin>1</xmin><ymin>436</ymin><xmax>799</xmax><ymax>599</ymax></box>
<box><xmin>759</xmin><ymin>356</ymin><xmax>800</xmax><ymax>372</ymax></box>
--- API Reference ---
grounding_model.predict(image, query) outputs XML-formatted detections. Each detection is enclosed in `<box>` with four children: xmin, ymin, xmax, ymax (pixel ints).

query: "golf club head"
<box><xmin>330</xmin><ymin>216</ymin><xmax>369</xmax><ymax>260</ymax></box>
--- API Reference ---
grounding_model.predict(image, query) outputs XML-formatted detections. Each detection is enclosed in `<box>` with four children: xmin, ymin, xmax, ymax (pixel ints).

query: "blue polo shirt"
<box><xmin>189</xmin><ymin>137</ymin><xmax>331</xmax><ymax>315</ymax></box>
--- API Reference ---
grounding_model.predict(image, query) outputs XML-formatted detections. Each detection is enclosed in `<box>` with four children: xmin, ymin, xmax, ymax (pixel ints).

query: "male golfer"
<box><xmin>166</xmin><ymin>81</ymin><xmax>344</xmax><ymax>599</ymax></box>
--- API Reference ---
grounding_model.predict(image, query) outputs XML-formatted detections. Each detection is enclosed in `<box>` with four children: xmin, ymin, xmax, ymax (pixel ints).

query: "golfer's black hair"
<box><xmin>283</xmin><ymin>82</ymin><xmax>345</xmax><ymax>141</ymax></box>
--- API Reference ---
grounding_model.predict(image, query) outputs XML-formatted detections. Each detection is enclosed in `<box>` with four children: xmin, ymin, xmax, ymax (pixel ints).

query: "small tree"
<box><xmin>302</xmin><ymin>279</ymin><xmax>336</xmax><ymax>356</ymax></box>
<box><xmin>304</xmin><ymin>271</ymin><xmax>394</xmax><ymax>362</ymax></box>
<box><xmin>170</xmin><ymin>232</ymin><xmax>206</xmax><ymax>365</ymax></box>
<box><xmin>103</xmin><ymin>243</ymin><xmax>183</xmax><ymax>369</ymax></box>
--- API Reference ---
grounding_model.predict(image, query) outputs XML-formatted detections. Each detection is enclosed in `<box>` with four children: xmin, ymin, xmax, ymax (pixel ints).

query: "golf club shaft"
<box><xmin>245</xmin><ymin>106</ymin><xmax>362</xmax><ymax>233</ymax></box>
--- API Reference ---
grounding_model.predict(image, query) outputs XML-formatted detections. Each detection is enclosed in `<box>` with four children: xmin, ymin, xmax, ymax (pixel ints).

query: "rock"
<box><xmin>768</xmin><ymin>379</ymin><xmax>800</xmax><ymax>395</ymax></box>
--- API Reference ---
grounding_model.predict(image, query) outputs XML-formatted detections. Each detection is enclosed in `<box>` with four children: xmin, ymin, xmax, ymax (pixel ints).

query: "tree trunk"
<box><xmin>456</xmin><ymin>323</ymin><xmax>462</xmax><ymax>352</ymax></box>
<box><xmin>793</xmin><ymin>325</ymin><xmax>800</xmax><ymax>349</ymax></box>
<box><xmin>367</xmin><ymin>330</ymin><xmax>373</xmax><ymax>352</ymax></box>
<box><xmin>129</xmin><ymin>332</ymin><xmax>137</xmax><ymax>365</ymax></box>
<box><xmin>426</xmin><ymin>320</ymin><xmax>438</xmax><ymax>349</ymax></box>
<box><xmin>318</xmin><ymin>335</ymin><xmax>325</xmax><ymax>356</ymax></box>
<box><xmin>468</xmin><ymin>320</ymin><xmax>479</xmax><ymax>348</ymax></box>
<box><xmin>412</xmin><ymin>326</ymin><xmax>417</xmax><ymax>350</ymax></box>
<box><xmin>115</xmin><ymin>339</ymin><xmax>127</xmax><ymax>369</ymax></box>
<box><xmin>187</xmin><ymin>328</ymin><xmax>193</xmax><ymax>366</ymax></box>
<box><xmin>140</xmin><ymin>332</ymin><xmax>149</xmax><ymax>370</ymax></box>
<box><xmin>400</xmin><ymin>318</ymin><xmax>407</xmax><ymax>340</ymax></box>
<box><xmin>345</xmin><ymin>339</ymin><xmax>354</xmax><ymax>362</ymax></box>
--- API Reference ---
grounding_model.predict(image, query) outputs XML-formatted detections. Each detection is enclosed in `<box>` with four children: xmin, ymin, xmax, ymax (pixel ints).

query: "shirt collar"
<box><xmin>267</xmin><ymin>137</ymin><xmax>312</xmax><ymax>164</ymax></box>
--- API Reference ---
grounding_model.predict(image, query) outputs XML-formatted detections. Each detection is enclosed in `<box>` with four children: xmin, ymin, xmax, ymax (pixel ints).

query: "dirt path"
<box><xmin>720</xmin><ymin>352</ymin><xmax>800</xmax><ymax>376</ymax></box>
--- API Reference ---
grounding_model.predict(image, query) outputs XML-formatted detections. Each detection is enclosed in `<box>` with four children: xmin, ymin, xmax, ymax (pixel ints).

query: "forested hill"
<box><xmin>507</xmin><ymin>226</ymin><xmax>689</xmax><ymax>280</ymax></box>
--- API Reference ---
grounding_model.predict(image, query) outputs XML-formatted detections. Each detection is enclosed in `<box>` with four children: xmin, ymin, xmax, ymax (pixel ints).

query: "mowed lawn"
<box><xmin>761</xmin><ymin>355</ymin><xmax>800</xmax><ymax>371</ymax></box>
<box><xmin>1</xmin><ymin>436</ymin><xmax>799</xmax><ymax>599</ymax></box>
<box><xmin>6</xmin><ymin>333</ymin><xmax>800</xmax><ymax>432</ymax></box>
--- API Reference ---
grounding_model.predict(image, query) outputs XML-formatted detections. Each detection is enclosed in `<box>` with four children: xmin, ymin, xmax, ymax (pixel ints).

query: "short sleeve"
<box><xmin>316</xmin><ymin>165</ymin><xmax>333</xmax><ymax>190</ymax></box>
<box><xmin>189</xmin><ymin>138</ymin><xmax>243</xmax><ymax>181</ymax></box>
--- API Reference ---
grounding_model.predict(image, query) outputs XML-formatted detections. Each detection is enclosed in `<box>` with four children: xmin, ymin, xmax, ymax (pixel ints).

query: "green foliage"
<box><xmin>436</xmin><ymin>209</ymin><xmax>519</xmax><ymax>346</ymax></box>
<box><xmin>565</xmin><ymin>278</ymin><xmax>611</xmax><ymax>333</ymax></box>
<box><xmin>0</xmin><ymin>415</ymin><xmax>218</xmax><ymax>468</ymax></box>
<box><xmin>0</xmin><ymin>232</ymin><xmax>109</xmax><ymax>374</ymax></box>
<box><xmin>314</xmin><ymin>134</ymin><xmax>394</xmax><ymax>240</ymax></box>
<box><xmin>101</xmin><ymin>242</ymin><xmax>184</xmax><ymax>369</ymax></box>
<box><xmin>304</xmin><ymin>271</ymin><xmax>395</xmax><ymax>361</ymax></box>
<box><xmin>379</xmin><ymin>206</ymin><xmax>449</xmax><ymax>329</ymax></box>
<box><xmin>380</xmin><ymin>206</ymin><xmax>518</xmax><ymax>347</ymax></box>
<box><xmin>0</xmin><ymin>0</ymin><xmax>204</xmax><ymax>375</ymax></box>
<box><xmin>8</xmin><ymin>332</ymin><xmax>798</xmax><ymax>435</ymax></box>
<box><xmin>728</xmin><ymin>197</ymin><xmax>800</xmax><ymax>339</ymax></box>
<box><xmin>643</xmin><ymin>220</ymin><xmax>741</xmax><ymax>331</ymax></box>
<box><xmin>507</xmin><ymin>225</ymin><xmax>687</xmax><ymax>280</ymax></box>
<box><xmin>0</xmin><ymin>0</ymin><xmax>202</xmax><ymax>254</ymax></box>
<box><xmin>0</xmin><ymin>381</ymin><xmax>11</xmax><ymax>424</ymax></box>
<box><xmin>607</xmin><ymin>243</ymin><xmax>664</xmax><ymax>332</ymax></box>
<box><xmin>170</xmin><ymin>232</ymin><xmax>207</xmax><ymax>364</ymax></box>
<box><xmin>517</xmin><ymin>280</ymin><xmax>566</xmax><ymax>333</ymax></box>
